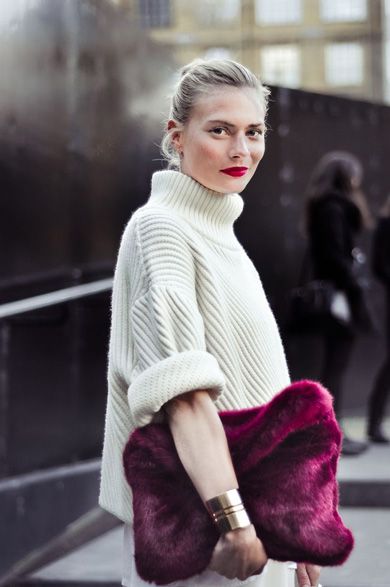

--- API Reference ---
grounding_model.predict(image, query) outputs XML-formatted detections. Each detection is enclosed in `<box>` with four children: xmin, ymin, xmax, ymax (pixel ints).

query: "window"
<box><xmin>386</xmin><ymin>40</ymin><xmax>390</xmax><ymax>103</ymax></box>
<box><xmin>195</xmin><ymin>0</ymin><xmax>240</xmax><ymax>26</ymax></box>
<box><xmin>255</xmin><ymin>0</ymin><xmax>301</xmax><ymax>25</ymax></box>
<box><xmin>0</xmin><ymin>1</ymin><xmax>40</xmax><ymax>27</ymax></box>
<box><xmin>325</xmin><ymin>43</ymin><xmax>364</xmax><ymax>86</ymax></box>
<box><xmin>204</xmin><ymin>48</ymin><xmax>233</xmax><ymax>61</ymax></box>
<box><xmin>139</xmin><ymin>0</ymin><xmax>171</xmax><ymax>28</ymax></box>
<box><xmin>261</xmin><ymin>45</ymin><xmax>301</xmax><ymax>88</ymax></box>
<box><xmin>320</xmin><ymin>0</ymin><xmax>367</xmax><ymax>22</ymax></box>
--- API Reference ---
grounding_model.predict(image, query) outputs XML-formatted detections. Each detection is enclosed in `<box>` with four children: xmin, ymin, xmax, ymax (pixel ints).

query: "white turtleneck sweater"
<box><xmin>99</xmin><ymin>170</ymin><xmax>290</xmax><ymax>524</ymax></box>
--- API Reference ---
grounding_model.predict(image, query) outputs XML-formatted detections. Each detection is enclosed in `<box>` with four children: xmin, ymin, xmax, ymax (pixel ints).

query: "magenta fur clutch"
<box><xmin>123</xmin><ymin>380</ymin><xmax>354</xmax><ymax>585</ymax></box>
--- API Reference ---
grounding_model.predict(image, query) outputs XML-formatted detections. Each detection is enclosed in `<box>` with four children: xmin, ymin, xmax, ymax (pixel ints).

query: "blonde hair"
<box><xmin>161</xmin><ymin>58</ymin><xmax>270</xmax><ymax>170</ymax></box>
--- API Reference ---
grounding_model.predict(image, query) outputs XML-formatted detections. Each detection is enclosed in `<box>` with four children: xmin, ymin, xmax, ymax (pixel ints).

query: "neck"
<box><xmin>148</xmin><ymin>170</ymin><xmax>244</xmax><ymax>247</ymax></box>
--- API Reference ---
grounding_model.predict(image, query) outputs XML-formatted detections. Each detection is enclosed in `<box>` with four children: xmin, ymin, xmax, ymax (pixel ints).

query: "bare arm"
<box><xmin>165</xmin><ymin>390</ymin><xmax>321</xmax><ymax>586</ymax></box>
<box><xmin>165</xmin><ymin>389</ymin><xmax>268</xmax><ymax>581</ymax></box>
<box><xmin>165</xmin><ymin>389</ymin><xmax>238</xmax><ymax>500</ymax></box>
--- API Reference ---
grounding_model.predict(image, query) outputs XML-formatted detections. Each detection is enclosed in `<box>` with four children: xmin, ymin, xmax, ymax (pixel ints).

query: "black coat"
<box><xmin>307</xmin><ymin>192</ymin><xmax>362</xmax><ymax>293</ymax></box>
<box><xmin>372</xmin><ymin>217</ymin><xmax>390</xmax><ymax>288</ymax></box>
<box><xmin>306</xmin><ymin>192</ymin><xmax>369</xmax><ymax>331</ymax></box>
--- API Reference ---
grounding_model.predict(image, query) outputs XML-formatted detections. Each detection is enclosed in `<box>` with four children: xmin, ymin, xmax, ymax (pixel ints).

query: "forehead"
<box><xmin>190</xmin><ymin>86</ymin><xmax>265</xmax><ymax>124</ymax></box>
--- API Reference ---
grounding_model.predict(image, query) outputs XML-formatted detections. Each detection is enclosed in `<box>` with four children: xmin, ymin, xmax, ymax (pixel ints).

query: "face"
<box><xmin>169</xmin><ymin>86</ymin><xmax>266</xmax><ymax>194</ymax></box>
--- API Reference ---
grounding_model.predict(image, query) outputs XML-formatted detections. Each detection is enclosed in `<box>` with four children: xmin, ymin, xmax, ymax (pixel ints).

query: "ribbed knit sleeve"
<box><xmin>126</xmin><ymin>211</ymin><xmax>226</xmax><ymax>428</ymax></box>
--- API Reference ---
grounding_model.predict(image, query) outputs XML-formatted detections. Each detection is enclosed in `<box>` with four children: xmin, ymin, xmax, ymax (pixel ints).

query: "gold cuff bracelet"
<box><xmin>214</xmin><ymin>508</ymin><xmax>251</xmax><ymax>533</ymax></box>
<box><xmin>205</xmin><ymin>489</ymin><xmax>251</xmax><ymax>534</ymax></box>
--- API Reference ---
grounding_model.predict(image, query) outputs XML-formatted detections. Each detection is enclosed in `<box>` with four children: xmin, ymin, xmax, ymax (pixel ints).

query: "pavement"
<box><xmin>20</xmin><ymin>508</ymin><xmax>390</xmax><ymax>587</ymax></box>
<box><xmin>337</xmin><ymin>417</ymin><xmax>390</xmax><ymax>508</ymax></box>
<box><xmin>19</xmin><ymin>417</ymin><xmax>390</xmax><ymax>587</ymax></box>
<box><xmin>320</xmin><ymin>508</ymin><xmax>390</xmax><ymax>587</ymax></box>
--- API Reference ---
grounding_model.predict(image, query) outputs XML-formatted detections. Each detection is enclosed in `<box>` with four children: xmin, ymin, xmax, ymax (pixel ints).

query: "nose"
<box><xmin>229</xmin><ymin>133</ymin><xmax>250</xmax><ymax>160</ymax></box>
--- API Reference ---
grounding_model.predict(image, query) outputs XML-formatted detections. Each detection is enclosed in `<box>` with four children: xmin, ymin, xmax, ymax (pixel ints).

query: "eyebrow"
<box><xmin>207</xmin><ymin>119</ymin><xmax>265</xmax><ymax>129</ymax></box>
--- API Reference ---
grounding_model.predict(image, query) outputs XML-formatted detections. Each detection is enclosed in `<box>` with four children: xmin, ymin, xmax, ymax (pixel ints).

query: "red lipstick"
<box><xmin>220</xmin><ymin>167</ymin><xmax>248</xmax><ymax>177</ymax></box>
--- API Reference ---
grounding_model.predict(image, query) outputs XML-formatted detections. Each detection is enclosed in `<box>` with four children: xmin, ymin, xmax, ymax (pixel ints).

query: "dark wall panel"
<box><xmin>0</xmin><ymin>0</ymin><xmax>172</xmax><ymax>294</ymax></box>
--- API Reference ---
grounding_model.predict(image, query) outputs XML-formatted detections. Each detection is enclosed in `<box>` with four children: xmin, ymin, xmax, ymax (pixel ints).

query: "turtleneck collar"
<box><xmin>148</xmin><ymin>170</ymin><xmax>244</xmax><ymax>247</ymax></box>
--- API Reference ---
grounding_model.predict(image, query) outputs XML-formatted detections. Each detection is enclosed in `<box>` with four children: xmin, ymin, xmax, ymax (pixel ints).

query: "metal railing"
<box><xmin>0</xmin><ymin>505</ymin><xmax>120</xmax><ymax>586</ymax></box>
<box><xmin>0</xmin><ymin>276</ymin><xmax>113</xmax><ymax>476</ymax></box>
<box><xmin>0</xmin><ymin>278</ymin><xmax>113</xmax><ymax>319</ymax></box>
<box><xmin>0</xmin><ymin>277</ymin><xmax>115</xmax><ymax>585</ymax></box>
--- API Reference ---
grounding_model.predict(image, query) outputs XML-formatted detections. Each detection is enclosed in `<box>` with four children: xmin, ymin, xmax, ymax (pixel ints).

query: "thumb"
<box><xmin>296</xmin><ymin>562</ymin><xmax>310</xmax><ymax>587</ymax></box>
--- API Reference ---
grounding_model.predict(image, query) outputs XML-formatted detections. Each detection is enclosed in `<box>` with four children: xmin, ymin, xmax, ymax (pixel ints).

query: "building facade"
<box><xmin>116</xmin><ymin>0</ymin><xmax>386</xmax><ymax>104</ymax></box>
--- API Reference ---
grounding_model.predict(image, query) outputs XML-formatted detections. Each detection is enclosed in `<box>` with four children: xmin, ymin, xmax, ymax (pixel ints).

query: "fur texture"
<box><xmin>123</xmin><ymin>380</ymin><xmax>354</xmax><ymax>585</ymax></box>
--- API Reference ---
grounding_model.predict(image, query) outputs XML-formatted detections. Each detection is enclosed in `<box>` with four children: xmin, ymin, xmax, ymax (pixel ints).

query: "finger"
<box><xmin>208</xmin><ymin>551</ymin><xmax>218</xmax><ymax>571</ymax></box>
<box><xmin>208</xmin><ymin>555</ymin><xmax>235</xmax><ymax>580</ymax></box>
<box><xmin>251</xmin><ymin>564</ymin><xmax>266</xmax><ymax>576</ymax></box>
<box><xmin>296</xmin><ymin>562</ymin><xmax>311</xmax><ymax>587</ymax></box>
<box><xmin>208</xmin><ymin>553</ymin><xmax>222</xmax><ymax>574</ymax></box>
<box><xmin>208</xmin><ymin>561</ymin><xmax>234</xmax><ymax>580</ymax></box>
<box><xmin>307</xmin><ymin>564</ymin><xmax>321</xmax><ymax>586</ymax></box>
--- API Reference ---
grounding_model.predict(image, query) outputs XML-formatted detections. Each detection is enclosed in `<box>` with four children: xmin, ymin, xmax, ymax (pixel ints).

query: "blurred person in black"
<box><xmin>304</xmin><ymin>151</ymin><xmax>373</xmax><ymax>456</ymax></box>
<box><xmin>367</xmin><ymin>195</ymin><xmax>390</xmax><ymax>443</ymax></box>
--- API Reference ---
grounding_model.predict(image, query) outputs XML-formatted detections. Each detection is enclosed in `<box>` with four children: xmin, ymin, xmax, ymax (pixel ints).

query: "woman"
<box><xmin>304</xmin><ymin>152</ymin><xmax>372</xmax><ymax>456</ymax></box>
<box><xmin>367</xmin><ymin>195</ymin><xmax>390</xmax><ymax>443</ymax></box>
<box><xmin>99</xmin><ymin>59</ymin><xmax>320</xmax><ymax>587</ymax></box>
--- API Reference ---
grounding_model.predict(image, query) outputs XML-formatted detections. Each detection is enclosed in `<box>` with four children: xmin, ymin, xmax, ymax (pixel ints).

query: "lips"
<box><xmin>220</xmin><ymin>167</ymin><xmax>249</xmax><ymax>177</ymax></box>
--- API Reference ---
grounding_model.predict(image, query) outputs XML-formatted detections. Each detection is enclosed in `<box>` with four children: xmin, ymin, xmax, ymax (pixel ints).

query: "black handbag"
<box><xmin>286</xmin><ymin>251</ymin><xmax>351</xmax><ymax>334</ymax></box>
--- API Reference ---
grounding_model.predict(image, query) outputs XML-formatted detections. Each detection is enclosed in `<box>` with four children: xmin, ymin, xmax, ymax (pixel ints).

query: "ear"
<box><xmin>167</xmin><ymin>119</ymin><xmax>183</xmax><ymax>153</ymax></box>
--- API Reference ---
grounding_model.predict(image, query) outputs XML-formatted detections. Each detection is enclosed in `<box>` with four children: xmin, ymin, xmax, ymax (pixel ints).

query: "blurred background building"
<box><xmin>116</xmin><ymin>0</ymin><xmax>387</xmax><ymax>103</ymax></box>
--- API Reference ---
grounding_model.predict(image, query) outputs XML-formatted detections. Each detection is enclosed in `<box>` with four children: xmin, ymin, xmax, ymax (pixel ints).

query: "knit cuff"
<box><xmin>127</xmin><ymin>350</ymin><xmax>225</xmax><ymax>428</ymax></box>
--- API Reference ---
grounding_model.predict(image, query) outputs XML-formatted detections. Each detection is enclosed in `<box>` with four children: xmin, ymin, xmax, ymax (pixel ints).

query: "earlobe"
<box><xmin>167</xmin><ymin>119</ymin><xmax>183</xmax><ymax>154</ymax></box>
<box><xmin>172</xmin><ymin>135</ymin><xmax>182</xmax><ymax>153</ymax></box>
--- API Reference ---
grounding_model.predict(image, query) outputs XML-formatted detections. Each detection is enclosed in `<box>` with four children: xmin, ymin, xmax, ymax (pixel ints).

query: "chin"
<box><xmin>198</xmin><ymin>172</ymin><xmax>250</xmax><ymax>194</ymax></box>
<box><xmin>213</xmin><ymin>176</ymin><xmax>248</xmax><ymax>194</ymax></box>
<box><xmin>225</xmin><ymin>178</ymin><xmax>250</xmax><ymax>194</ymax></box>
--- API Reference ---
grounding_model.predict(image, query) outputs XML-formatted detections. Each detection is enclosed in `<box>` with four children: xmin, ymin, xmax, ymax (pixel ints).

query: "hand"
<box><xmin>208</xmin><ymin>524</ymin><xmax>268</xmax><ymax>581</ymax></box>
<box><xmin>296</xmin><ymin>562</ymin><xmax>321</xmax><ymax>587</ymax></box>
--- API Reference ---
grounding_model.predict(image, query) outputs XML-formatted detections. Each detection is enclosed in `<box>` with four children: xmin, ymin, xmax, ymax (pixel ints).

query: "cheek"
<box><xmin>253</xmin><ymin>142</ymin><xmax>265</xmax><ymax>163</ymax></box>
<box><xmin>195</xmin><ymin>140</ymin><xmax>221</xmax><ymax>164</ymax></box>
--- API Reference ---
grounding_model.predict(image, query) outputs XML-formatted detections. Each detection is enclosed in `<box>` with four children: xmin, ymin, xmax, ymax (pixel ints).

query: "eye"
<box><xmin>209</xmin><ymin>127</ymin><xmax>229</xmax><ymax>136</ymax></box>
<box><xmin>247</xmin><ymin>128</ymin><xmax>264</xmax><ymax>137</ymax></box>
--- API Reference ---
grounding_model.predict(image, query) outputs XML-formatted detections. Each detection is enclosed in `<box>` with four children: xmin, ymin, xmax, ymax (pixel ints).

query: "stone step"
<box><xmin>338</xmin><ymin>417</ymin><xmax>390</xmax><ymax>507</ymax></box>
